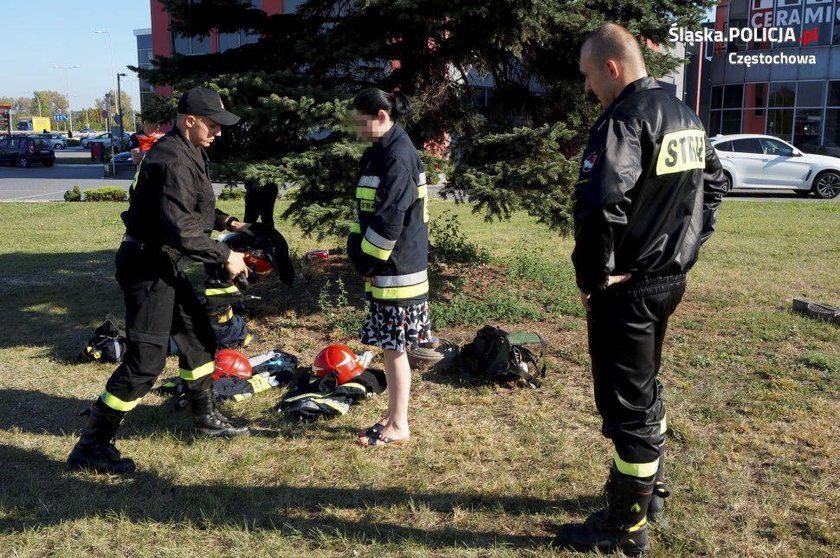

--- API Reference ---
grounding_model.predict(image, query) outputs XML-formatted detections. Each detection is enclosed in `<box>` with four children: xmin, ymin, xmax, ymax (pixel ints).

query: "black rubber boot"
<box><xmin>189</xmin><ymin>389</ymin><xmax>249</xmax><ymax>437</ymax></box>
<box><xmin>67</xmin><ymin>401</ymin><xmax>136</xmax><ymax>474</ymax></box>
<box><xmin>553</xmin><ymin>466</ymin><xmax>654</xmax><ymax>556</ymax></box>
<box><xmin>647</xmin><ymin>452</ymin><xmax>670</xmax><ymax>527</ymax></box>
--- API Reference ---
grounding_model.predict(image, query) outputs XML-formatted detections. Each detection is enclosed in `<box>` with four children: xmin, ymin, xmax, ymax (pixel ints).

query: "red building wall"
<box><xmin>149</xmin><ymin>0</ymin><xmax>285</xmax><ymax>97</ymax></box>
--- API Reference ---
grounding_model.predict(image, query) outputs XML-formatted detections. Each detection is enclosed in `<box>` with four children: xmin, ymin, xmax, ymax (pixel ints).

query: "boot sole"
<box><xmin>66</xmin><ymin>456</ymin><xmax>136</xmax><ymax>475</ymax></box>
<box><xmin>194</xmin><ymin>427</ymin><xmax>250</xmax><ymax>438</ymax></box>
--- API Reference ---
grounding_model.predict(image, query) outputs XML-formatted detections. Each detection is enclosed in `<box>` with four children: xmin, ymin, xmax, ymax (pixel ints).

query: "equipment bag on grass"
<box><xmin>458</xmin><ymin>325</ymin><xmax>547</xmax><ymax>388</ymax></box>
<box><xmin>79</xmin><ymin>313</ymin><xmax>127</xmax><ymax>363</ymax></box>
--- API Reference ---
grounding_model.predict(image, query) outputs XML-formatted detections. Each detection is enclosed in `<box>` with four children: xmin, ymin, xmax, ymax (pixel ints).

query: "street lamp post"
<box><xmin>95</xmin><ymin>30</ymin><xmax>118</xmax><ymax>138</ymax></box>
<box><xmin>53</xmin><ymin>64</ymin><xmax>79</xmax><ymax>133</ymax></box>
<box><xmin>117</xmin><ymin>72</ymin><xmax>127</xmax><ymax>137</ymax></box>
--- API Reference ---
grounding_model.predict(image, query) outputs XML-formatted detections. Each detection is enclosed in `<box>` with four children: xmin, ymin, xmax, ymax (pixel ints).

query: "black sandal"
<box><xmin>357</xmin><ymin>422</ymin><xmax>385</xmax><ymax>438</ymax></box>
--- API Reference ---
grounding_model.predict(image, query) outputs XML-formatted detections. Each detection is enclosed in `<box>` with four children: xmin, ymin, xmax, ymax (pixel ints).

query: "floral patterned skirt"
<box><xmin>360</xmin><ymin>301</ymin><xmax>431</xmax><ymax>353</ymax></box>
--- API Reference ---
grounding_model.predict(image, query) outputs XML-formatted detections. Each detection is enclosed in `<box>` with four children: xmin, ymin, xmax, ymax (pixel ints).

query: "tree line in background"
<box><xmin>137</xmin><ymin>0</ymin><xmax>710</xmax><ymax>236</ymax></box>
<box><xmin>1</xmin><ymin>90</ymin><xmax>135</xmax><ymax>132</ymax></box>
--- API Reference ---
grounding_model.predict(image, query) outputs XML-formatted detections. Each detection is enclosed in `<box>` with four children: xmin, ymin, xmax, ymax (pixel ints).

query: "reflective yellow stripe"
<box><xmin>627</xmin><ymin>516</ymin><xmax>647</xmax><ymax>533</ymax></box>
<box><xmin>216</xmin><ymin>307</ymin><xmax>234</xmax><ymax>324</ymax></box>
<box><xmin>364</xmin><ymin>280</ymin><xmax>373</xmax><ymax>293</ymax></box>
<box><xmin>423</xmin><ymin>197</ymin><xmax>429</xmax><ymax>223</ymax></box>
<box><xmin>350</xmin><ymin>222</ymin><xmax>361</xmax><ymax>234</ymax></box>
<box><xmin>614</xmin><ymin>453</ymin><xmax>659</xmax><ymax>478</ymax></box>
<box><xmin>660</xmin><ymin>415</ymin><xmax>667</xmax><ymax>435</ymax></box>
<box><xmin>243</xmin><ymin>333</ymin><xmax>253</xmax><ymax>347</ymax></box>
<box><xmin>371</xmin><ymin>280</ymin><xmax>429</xmax><ymax>300</ymax></box>
<box><xmin>417</xmin><ymin>185</ymin><xmax>427</xmax><ymax>198</ymax></box>
<box><xmin>205</xmin><ymin>285</ymin><xmax>240</xmax><ymax>297</ymax></box>
<box><xmin>100</xmin><ymin>391</ymin><xmax>141</xmax><ymax>412</ymax></box>
<box><xmin>361</xmin><ymin>237</ymin><xmax>392</xmax><ymax>260</ymax></box>
<box><xmin>355</xmin><ymin>187</ymin><xmax>377</xmax><ymax>201</ymax></box>
<box><xmin>180</xmin><ymin>361</ymin><xmax>215</xmax><ymax>381</ymax></box>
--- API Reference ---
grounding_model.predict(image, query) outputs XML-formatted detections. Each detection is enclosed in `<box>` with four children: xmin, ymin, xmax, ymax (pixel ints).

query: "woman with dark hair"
<box><xmin>347</xmin><ymin>88</ymin><xmax>430</xmax><ymax>447</ymax></box>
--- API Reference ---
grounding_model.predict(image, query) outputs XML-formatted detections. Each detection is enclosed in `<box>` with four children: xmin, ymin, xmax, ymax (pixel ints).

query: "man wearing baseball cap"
<box><xmin>68</xmin><ymin>87</ymin><xmax>251</xmax><ymax>475</ymax></box>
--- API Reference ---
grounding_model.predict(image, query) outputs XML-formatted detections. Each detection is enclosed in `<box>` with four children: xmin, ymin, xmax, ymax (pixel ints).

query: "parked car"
<box><xmin>0</xmin><ymin>136</ymin><xmax>55</xmax><ymax>167</ymax></box>
<box><xmin>79</xmin><ymin>127</ymin><xmax>96</xmax><ymax>135</ymax></box>
<box><xmin>36</xmin><ymin>133</ymin><xmax>66</xmax><ymax>150</ymax></box>
<box><xmin>103</xmin><ymin>150</ymin><xmax>136</xmax><ymax>177</ymax></box>
<box><xmin>710</xmin><ymin>134</ymin><xmax>840</xmax><ymax>199</ymax></box>
<box><xmin>81</xmin><ymin>132</ymin><xmax>110</xmax><ymax>148</ymax></box>
<box><xmin>87</xmin><ymin>132</ymin><xmax>131</xmax><ymax>150</ymax></box>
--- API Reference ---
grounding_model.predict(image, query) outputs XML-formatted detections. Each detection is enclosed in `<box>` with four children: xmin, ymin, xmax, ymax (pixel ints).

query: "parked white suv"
<box><xmin>710</xmin><ymin>134</ymin><xmax>839</xmax><ymax>199</ymax></box>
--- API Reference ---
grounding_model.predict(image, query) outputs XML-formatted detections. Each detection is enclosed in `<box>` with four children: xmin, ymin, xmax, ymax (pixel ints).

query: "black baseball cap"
<box><xmin>177</xmin><ymin>87</ymin><xmax>241</xmax><ymax>126</ymax></box>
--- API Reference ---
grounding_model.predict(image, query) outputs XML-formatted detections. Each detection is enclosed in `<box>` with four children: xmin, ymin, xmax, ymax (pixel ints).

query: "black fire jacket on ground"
<box><xmin>121</xmin><ymin>127</ymin><xmax>231</xmax><ymax>265</ymax></box>
<box><xmin>572</xmin><ymin>76</ymin><xmax>728</xmax><ymax>294</ymax></box>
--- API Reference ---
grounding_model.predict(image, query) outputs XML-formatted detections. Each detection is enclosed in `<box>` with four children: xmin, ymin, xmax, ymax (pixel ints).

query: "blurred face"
<box><xmin>183</xmin><ymin>115</ymin><xmax>221</xmax><ymax>148</ymax></box>
<box><xmin>352</xmin><ymin>109</ymin><xmax>393</xmax><ymax>142</ymax></box>
<box><xmin>579</xmin><ymin>43</ymin><xmax>620</xmax><ymax>109</ymax></box>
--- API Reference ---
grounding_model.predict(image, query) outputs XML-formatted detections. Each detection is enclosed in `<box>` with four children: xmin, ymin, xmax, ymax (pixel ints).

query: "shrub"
<box><xmin>63</xmin><ymin>186</ymin><xmax>82</xmax><ymax>202</ymax></box>
<box><xmin>429</xmin><ymin>211</ymin><xmax>490</xmax><ymax>264</ymax></box>
<box><xmin>83</xmin><ymin>187</ymin><xmax>128</xmax><ymax>202</ymax></box>
<box><xmin>218</xmin><ymin>186</ymin><xmax>245</xmax><ymax>200</ymax></box>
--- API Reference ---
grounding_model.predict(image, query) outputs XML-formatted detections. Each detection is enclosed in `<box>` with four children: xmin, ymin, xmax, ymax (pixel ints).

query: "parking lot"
<box><xmin>0</xmin><ymin>152</ymin><xmax>831</xmax><ymax>202</ymax></box>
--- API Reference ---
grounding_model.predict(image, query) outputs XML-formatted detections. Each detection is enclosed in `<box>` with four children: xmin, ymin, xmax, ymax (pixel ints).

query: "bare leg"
<box><xmin>360</xmin><ymin>348</ymin><xmax>411</xmax><ymax>444</ymax></box>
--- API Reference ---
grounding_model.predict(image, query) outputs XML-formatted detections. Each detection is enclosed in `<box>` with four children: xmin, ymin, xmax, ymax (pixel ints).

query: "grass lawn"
<box><xmin>0</xmin><ymin>198</ymin><xmax>837</xmax><ymax>557</ymax></box>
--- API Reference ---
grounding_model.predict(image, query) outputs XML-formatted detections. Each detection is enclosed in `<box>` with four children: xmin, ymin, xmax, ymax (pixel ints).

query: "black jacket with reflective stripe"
<box><xmin>347</xmin><ymin>123</ymin><xmax>429</xmax><ymax>306</ymax></box>
<box><xmin>121</xmin><ymin>127</ymin><xmax>231</xmax><ymax>265</ymax></box>
<box><xmin>572</xmin><ymin>77</ymin><xmax>727</xmax><ymax>294</ymax></box>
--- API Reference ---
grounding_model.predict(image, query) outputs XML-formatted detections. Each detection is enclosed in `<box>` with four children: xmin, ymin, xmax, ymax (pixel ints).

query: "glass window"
<box><xmin>0</xmin><ymin>139</ymin><xmax>8</xmax><ymax>149</ymax></box>
<box><xmin>774</xmin><ymin>0</ymin><xmax>803</xmax><ymax>48</ymax></box>
<box><xmin>173</xmin><ymin>33</ymin><xmax>192</xmax><ymax>55</ymax></box>
<box><xmin>715</xmin><ymin>141</ymin><xmax>733</xmax><ymax>151</ymax></box>
<box><xmin>743</xmin><ymin>83</ymin><xmax>768</xmax><ymax>133</ymax></box>
<box><xmin>767</xmin><ymin>108</ymin><xmax>794</xmax><ymax>140</ymax></box>
<box><xmin>768</xmin><ymin>82</ymin><xmax>796</xmax><ymax>107</ymax></box>
<box><xmin>797</xmin><ymin>82</ymin><xmax>825</xmax><ymax>107</ymax></box>
<box><xmin>750</xmin><ymin>0</ymin><xmax>775</xmax><ymax>49</ymax></box>
<box><xmin>711</xmin><ymin>86</ymin><xmax>723</xmax><ymax>110</ymax></box>
<box><xmin>722</xmin><ymin>110</ymin><xmax>743</xmax><ymax>133</ymax></box>
<box><xmin>218</xmin><ymin>32</ymin><xmax>241</xmax><ymax>53</ymax></box>
<box><xmin>828</xmin><ymin>81</ymin><xmax>840</xmax><ymax>106</ymax></box>
<box><xmin>708</xmin><ymin>110</ymin><xmax>722</xmax><ymax>136</ymax></box>
<box><xmin>793</xmin><ymin>108</ymin><xmax>824</xmax><ymax>151</ymax></box>
<box><xmin>284</xmin><ymin>0</ymin><xmax>305</xmax><ymax>12</ymax></box>
<box><xmin>800</xmin><ymin>0</ymin><xmax>832</xmax><ymax>47</ymax></box>
<box><xmin>824</xmin><ymin>109</ymin><xmax>840</xmax><ymax>156</ymax></box>
<box><xmin>137</xmin><ymin>34</ymin><xmax>152</xmax><ymax>50</ymax></box>
<box><xmin>732</xmin><ymin>138</ymin><xmax>763</xmax><ymax>153</ymax></box>
<box><xmin>723</xmin><ymin>85</ymin><xmax>743</xmax><ymax>108</ymax></box>
<box><xmin>191</xmin><ymin>35</ymin><xmax>210</xmax><ymax>54</ymax></box>
<box><xmin>728</xmin><ymin>0</ymin><xmax>750</xmax><ymax>51</ymax></box>
<box><xmin>759</xmin><ymin>137</ymin><xmax>795</xmax><ymax>155</ymax></box>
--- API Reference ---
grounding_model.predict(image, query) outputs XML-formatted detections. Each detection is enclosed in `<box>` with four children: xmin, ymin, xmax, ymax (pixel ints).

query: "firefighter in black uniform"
<box><xmin>553</xmin><ymin>24</ymin><xmax>727</xmax><ymax>555</ymax></box>
<box><xmin>68</xmin><ymin>87</ymin><xmax>251</xmax><ymax>475</ymax></box>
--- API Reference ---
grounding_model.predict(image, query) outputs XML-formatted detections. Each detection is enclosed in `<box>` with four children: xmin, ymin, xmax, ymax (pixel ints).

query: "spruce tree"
<box><xmin>137</xmin><ymin>0</ymin><xmax>711</xmax><ymax>236</ymax></box>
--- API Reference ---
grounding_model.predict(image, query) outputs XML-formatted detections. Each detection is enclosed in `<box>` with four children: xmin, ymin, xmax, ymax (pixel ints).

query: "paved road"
<box><xmin>0</xmin><ymin>149</ymin><xmax>834</xmax><ymax>202</ymax></box>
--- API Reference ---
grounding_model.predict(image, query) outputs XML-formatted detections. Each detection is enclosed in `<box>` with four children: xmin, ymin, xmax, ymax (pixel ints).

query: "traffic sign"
<box><xmin>53</xmin><ymin>114</ymin><xmax>68</xmax><ymax>121</ymax></box>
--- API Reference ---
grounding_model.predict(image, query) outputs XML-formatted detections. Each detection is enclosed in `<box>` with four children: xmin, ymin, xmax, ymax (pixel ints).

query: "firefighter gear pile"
<box><xmin>458</xmin><ymin>326</ymin><xmax>546</xmax><ymax>388</ymax></box>
<box><xmin>279</xmin><ymin>368</ymin><xmax>386</xmax><ymax>420</ymax></box>
<box><xmin>79</xmin><ymin>313</ymin><xmax>127</xmax><ymax>364</ymax></box>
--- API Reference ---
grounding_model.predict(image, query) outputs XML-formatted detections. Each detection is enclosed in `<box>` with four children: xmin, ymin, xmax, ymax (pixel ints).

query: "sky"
<box><xmin>0</xmin><ymin>1</ymin><xmax>151</xmax><ymax>112</ymax></box>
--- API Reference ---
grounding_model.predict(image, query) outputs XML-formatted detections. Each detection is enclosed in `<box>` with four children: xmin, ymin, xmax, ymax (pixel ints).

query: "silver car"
<box><xmin>710</xmin><ymin>134</ymin><xmax>840</xmax><ymax>199</ymax></box>
<box><xmin>36</xmin><ymin>133</ymin><xmax>66</xmax><ymax>150</ymax></box>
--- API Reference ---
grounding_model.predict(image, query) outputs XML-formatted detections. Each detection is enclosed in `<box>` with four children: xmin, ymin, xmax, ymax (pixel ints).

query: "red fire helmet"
<box><xmin>244</xmin><ymin>251</ymin><xmax>274</xmax><ymax>277</ymax></box>
<box><xmin>213</xmin><ymin>348</ymin><xmax>253</xmax><ymax>381</ymax></box>
<box><xmin>312</xmin><ymin>344</ymin><xmax>365</xmax><ymax>385</ymax></box>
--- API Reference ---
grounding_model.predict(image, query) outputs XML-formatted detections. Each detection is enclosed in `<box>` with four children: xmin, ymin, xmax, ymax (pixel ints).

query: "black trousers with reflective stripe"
<box><xmin>586</xmin><ymin>275</ymin><xmax>685</xmax><ymax>468</ymax></box>
<box><xmin>103</xmin><ymin>242</ymin><xmax>215</xmax><ymax>408</ymax></box>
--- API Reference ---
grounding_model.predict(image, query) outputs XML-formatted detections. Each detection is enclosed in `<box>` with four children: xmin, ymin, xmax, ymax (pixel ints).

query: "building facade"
<box><xmin>706</xmin><ymin>0</ymin><xmax>840</xmax><ymax>156</ymax></box>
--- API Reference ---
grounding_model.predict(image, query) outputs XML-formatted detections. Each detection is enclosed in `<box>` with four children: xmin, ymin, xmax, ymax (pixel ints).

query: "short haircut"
<box><xmin>582</xmin><ymin>23</ymin><xmax>645</xmax><ymax>70</ymax></box>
